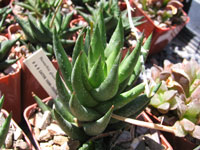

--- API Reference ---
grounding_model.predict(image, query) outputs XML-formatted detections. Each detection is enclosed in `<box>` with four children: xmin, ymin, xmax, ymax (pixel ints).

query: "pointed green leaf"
<box><xmin>53</xmin><ymin>29</ymin><xmax>73</xmax><ymax>92</ymax></box>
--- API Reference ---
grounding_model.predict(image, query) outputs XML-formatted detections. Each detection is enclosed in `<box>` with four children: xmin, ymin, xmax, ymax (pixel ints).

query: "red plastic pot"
<box><xmin>145</xmin><ymin>110</ymin><xmax>197</xmax><ymax>150</ymax></box>
<box><xmin>24</xmin><ymin>97</ymin><xmax>51</xmax><ymax>150</ymax></box>
<box><xmin>7</xmin><ymin>24</ymin><xmax>58</xmax><ymax>111</ymax></box>
<box><xmin>118</xmin><ymin>0</ymin><xmax>127</xmax><ymax>11</ymax></box>
<box><xmin>0</xmin><ymin>0</ymin><xmax>11</xmax><ymax>8</ymax></box>
<box><xmin>129</xmin><ymin>0</ymin><xmax>190</xmax><ymax>54</ymax></box>
<box><xmin>0</xmin><ymin>60</ymin><xmax>21</xmax><ymax>123</ymax></box>
<box><xmin>24</xmin><ymin>97</ymin><xmax>172</xmax><ymax>150</ymax></box>
<box><xmin>20</xmin><ymin>58</ymin><xmax>58</xmax><ymax>111</ymax></box>
<box><xmin>1</xmin><ymin>109</ymin><xmax>34</xmax><ymax>149</ymax></box>
<box><xmin>7</xmin><ymin>24</ymin><xmax>21</xmax><ymax>40</ymax></box>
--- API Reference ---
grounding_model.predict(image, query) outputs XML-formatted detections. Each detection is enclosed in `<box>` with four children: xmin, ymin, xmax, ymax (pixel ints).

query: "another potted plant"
<box><xmin>23</xmin><ymin>9</ymin><xmax>169</xmax><ymax>149</ymax></box>
<box><xmin>0</xmin><ymin>36</ymin><xmax>22</xmax><ymax>123</ymax></box>
<box><xmin>147</xmin><ymin>59</ymin><xmax>200</xmax><ymax>149</ymax></box>
<box><xmin>12</xmin><ymin>5</ymin><xmax>84</xmax><ymax>111</ymax></box>
<box><xmin>130</xmin><ymin>0</ymin><xmax>190</xmax><ymax>54</ymax></box>
<box><xmin>0</xmin><ymin>95</ymin><xmax>33</xmax><ymax>149</ymax></box>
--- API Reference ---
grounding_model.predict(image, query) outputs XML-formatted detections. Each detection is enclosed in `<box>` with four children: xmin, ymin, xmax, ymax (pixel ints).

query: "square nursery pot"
<box><xmin>20</xmin><ymin>58</ymin><xmax>59</xmax><ymax>112</ymax></box>
<box><xmin>1</xmin><ymin>109</ymin><xmax>34</xmax><ymax>149</ymax></box>
<box><xmin>145</xmin><ymin>109</ymin><xmax>198</xmax><ymax>150</ymax></box>
<box><xmin>129</xmin><ymin>0</ymin><xmax>190</xmax><ymax>54</ymax></box>
<box><xmin>7</xmin><ymin>24</ymin><xmax>51</xmax><ymax>112</ymax></box>
<box><xmin>24</xmin><ymin>97</ymin><xmax>173</xmax><ymax>150</ymax></box>
<box><xmin>0</xmin><ymin>60</ymin><xmax>21</xmax><ymax>123</ymax></box>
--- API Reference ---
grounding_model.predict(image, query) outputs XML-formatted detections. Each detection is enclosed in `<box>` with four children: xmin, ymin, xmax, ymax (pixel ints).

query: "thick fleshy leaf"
<box><xmin>190</xmin><ymin>86</ymin><xmax>200</xmax><ymax>100</ymax></box>
<box><xmin>157</xmin><ymin>102</ymin><xmax>170</xmax><ymax>114</ymax></box>
<box><xmin>191</xmin><ymin>125</ymin><xmax>200</xmax><ymax>139</ymax></box>
<box><xmin>160</xmin><ymin>71</ymin><xmax>171</xmax><ymax>81</ymax></box>
<box><xmin>171</xmin><ymin>68</ymin><xmax>190</xmax><ymax>97</ymax></box>
<box><xmin>163</xmin><ymin>90</ymin><xmax>177</xmax><ymax>102</ymax></box>
<box><xmin>163</xmin><ymin>59</ymin><xmax>173</xmax><ymax>72</ymax></box>
<box><xmin>173</xmin><ymin>121</ymin><xmax>187</xmax><ymax>137</ymax></box>
<box><xmin>180</xmin><ymin>118</ymin><xmax>195</xmax><ymax>132</ymax></box>
<box><xmin>150</xmin><ymin>94</ymin><xmax>161</xmax><ymax>107</ymax></box>
<box><xmin>151</xmin><ymin>65</ymin><xmax>162</xmax><ymax>82</ymax></box>
<box><xmin>183</xmin><ymin>100</ymin><xmax>200</xmax><ymax>123</ymax></box>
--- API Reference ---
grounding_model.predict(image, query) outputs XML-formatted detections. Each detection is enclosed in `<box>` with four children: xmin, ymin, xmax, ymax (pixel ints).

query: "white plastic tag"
<box><xmin>23</xmin><ymin>49</ymin><xmax>57</xmax><ymax>99</ymax></box>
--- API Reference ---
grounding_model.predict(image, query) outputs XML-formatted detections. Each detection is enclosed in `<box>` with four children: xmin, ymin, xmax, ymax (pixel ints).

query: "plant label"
<box><xmin>23</xmin><ymin>49</ymin><xmax>57</xmax><ymax>98</ymax></box>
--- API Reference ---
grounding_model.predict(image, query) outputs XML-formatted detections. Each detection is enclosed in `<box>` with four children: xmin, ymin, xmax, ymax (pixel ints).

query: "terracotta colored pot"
<box><xmin>24</xmin><ymin>97</ymin><xmax>51</xmax><ymax>150</ymax></box>
<box><xmin>24</xmin><ymin>97</ymin><xmax>172</xmax><ymax>150</ymax></box>
<box><xmin>0</xmin><ymin>35</ymin><xmax>8</xmax><ymax>41</ymax></box>
<box><xmin>20</xmin><ymin>57</ymin><xmax>58</xmax><ymax>111</ymax></box>
<box><xmin>0</xmin><ymin>61</ymin><xmax>21</xmax><ymax>123</ymax></box>
<box><xmin>129</xmin><ymin>0</ymin><xmax>190</xmax><ymax>55</ymax></box>
<box><xmin>69</xmin><ymin>17</ymin><xmax>88</xmax><ymax>41</ymax></box>
<box><xmin>0</xmin><ymin>0</ymin><xmax>11</xmax><ymax>8</ymax></box>
<box><xmin>145</xmin><ymin>110</ymin><xmax>197</xmax><ymax>150</ymax></box>
<box><xmin>7</xmin><ymin>24</ymin><xmax>22</xmax><ymax>40</ymax></box>
<box><xmin>1</xmin><ymin>109</ymin><xmax>34</xmax><ymax>149</ymax></box>
<box><xmin>118</xmin><ymin>0</ymin><xmax>127</xmax><ymax>11</ymax></box>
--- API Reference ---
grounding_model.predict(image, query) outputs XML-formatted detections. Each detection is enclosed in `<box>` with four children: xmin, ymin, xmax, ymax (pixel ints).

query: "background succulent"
<box><xmin>149</xmin><ymin>59</ymin><xmax>200</xmax><ymax>139</ymax></box>
<box><xmin>0</xmin><ymin>6</ymin><xmax>12</xmax><ymax>32</ymax></box>
<box><xmin>14</xmin><ymin>0</ymin><xmax>61</xmax><ymax>18</ymax></box>
<box><xmin>77</xmin><ymin>0</ymin><xmax>144</xmax><ymax>38</ymax></box>
<box><xmin>135</xmin><ymin>0</ymin><xmax>187</xmax><ymax>27</ymax></box>
<box><xmin>34</xmin><ymin>10</ymin><xmax>155</xmax><ymax>148</ymax></box>
<box><xmin>0</xmin><ymin>38</ymin><xmax>20</xmax><ymax>72</ymax></box>
<box><xmin>15</xmin><ymin>8</ymin><xmax>83</xmax><ymax>57</ymax></box>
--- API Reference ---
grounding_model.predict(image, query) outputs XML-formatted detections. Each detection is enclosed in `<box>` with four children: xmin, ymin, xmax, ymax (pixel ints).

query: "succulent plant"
<box><xmin>77</xmin><ymin>0</ymin><xmax>144</xmax><ymax>37</ymax></box>
<box><xmin>15</xmin><ymin>9</ymin><xmax>82</xmax><ymax>57</ymax></box>
<box><xmin>0</xmin><ymin>6</ymin><xmax>12</xmax><ymax>32</ymax></box>
<box><xmin>135</xmin><ymin>0</ymin><xmax>187</xmax><ymax>27</ymax></box>
<box><xmin>149</xmin><ymin>59</ymin><xmax>200</xmax><ymax>139</ymax></box>
<box><xmin>15</xmin><ymin>0</ymin><xmax>61</xmax><ymax>18</ymax></box>
<box><xmin>34</xmin><ymin>9</ymin><xmax>156</xmax><ymax>147</ymax></box>
<box><xmin>0</xmin><ymin>37</ymin><xmax>20</xmax><ymax>72</ymax></box>
<box><xmin>0</xmin><ymin>95</ymin><xmax>12</xmax><ymax>148</ymax></box>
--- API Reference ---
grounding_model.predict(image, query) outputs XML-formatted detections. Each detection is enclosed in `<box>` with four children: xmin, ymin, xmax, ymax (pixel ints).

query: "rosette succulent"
<box><xmin>135</xmin><ymin>0</ymin><xmax>187</xmax><ymax>27</ymax></box>
<box><xmin>34</xmin><ymin>10</ymin><xmax>156</xmax><ymax>147</ymax></box>
<box><xmin>149</xmin><ymin>59</ymin><xmax>200</xmax><ymax>139</ymax></box>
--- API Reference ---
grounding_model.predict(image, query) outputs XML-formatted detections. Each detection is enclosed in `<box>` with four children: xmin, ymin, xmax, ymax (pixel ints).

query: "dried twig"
<box><xmin>112</xmin><ymin>114</ymin><xmax>176</xmax><ymax>134</ymax></box>
<box><xmin>50</xmin><ymin>0</ymin><xmax>64</xmax><ymax>28</ymax></box>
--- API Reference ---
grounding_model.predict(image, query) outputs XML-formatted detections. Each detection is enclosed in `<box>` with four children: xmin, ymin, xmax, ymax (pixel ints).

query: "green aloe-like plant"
<box><xmin>0</xmin><ymin>95</ymin><xmax>12</xmax><ymax>148</ymax></box>
<box><xmin>149</xmin><ymin>59</ymin><xmax>200</xmax><ymax>139</ymax></box>
<box><xmin>77</xmin><ymin>0</ymin><xmax>144</xmax><ymax>37</ymax></box>
<box><xmin>34</xmin><ymin>10</ymin><xmax>157</xmax><ymax>148</ymax></box>
<box><xmin>15</xmin><ymin>0</ymin><xmax>60</xmax><ymax>18</ymax></box>
<box><xmin>15</xmin><ymin>9</ymin><xmax>82</xmax><ymax>57</ymax></box>
<box><xmin>0</xmin><ymin>6</ymin><xmax>12</xmax><ymax>32</ymax></box>
<box><xmin>0</xmin><ymin>38</ymin><xmax>20</xmax><ymax>72</ymax></box>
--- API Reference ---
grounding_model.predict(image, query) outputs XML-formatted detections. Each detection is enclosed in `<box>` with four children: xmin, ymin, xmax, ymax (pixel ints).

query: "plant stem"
<box><xmin>50</xmin><ymin>0</ymin><xmax>64</xmax><ymax>28</ymax></box>
<box><xmin>124</xmin><ymin>0</ymin><xmax>139</xmax><ymax>40</ymax></box>
<box><xmin>112</xmin><ymin>114</ymin><xmax>175</xmax><ymax>134</ymax></box>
